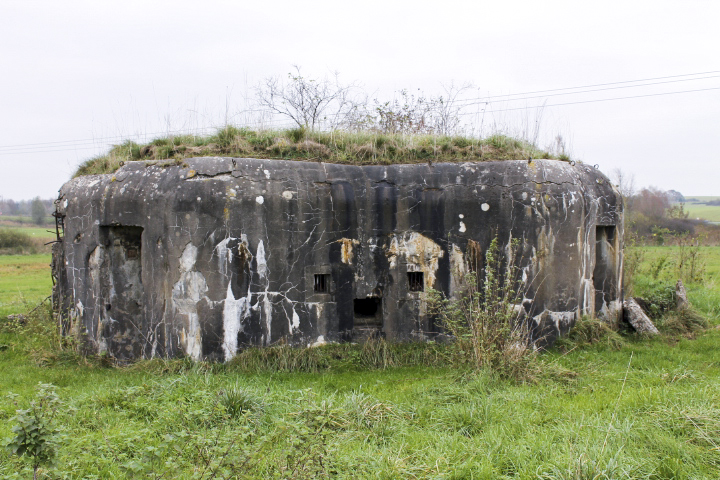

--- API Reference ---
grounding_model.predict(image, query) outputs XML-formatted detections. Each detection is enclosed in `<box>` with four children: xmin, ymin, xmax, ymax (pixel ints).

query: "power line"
<box><xmin>1</xmin><ymin>69</ymin><xmax>719</xmax><ymax>156</ymax></box>
<box><xmin>0</xmin><ymin>122</ymin><xmax>299</xmax><ymax>156</ymax></box>
<box><xmin>450</xmin><ymin>74</ymin><xmax>720</xmax><ymax>107</ymax></box>
<box><xmin>0</xmin><ymin>115</ymin><xmax>291</xmax><ymax>151</ymax></box>
<box><xmin>451</xmin><ymin>69</ymin><xmax>720</xmax><ymax>103</ymax></box>
<box><xmin>0</xmin><ymin>119</ymin><xmax>296</xmax><ymax>155</ymax></box>
<box><xmin>457</xmin><ymin>85</ymin><xmax>720</xmax><ymax>115</ymax></box>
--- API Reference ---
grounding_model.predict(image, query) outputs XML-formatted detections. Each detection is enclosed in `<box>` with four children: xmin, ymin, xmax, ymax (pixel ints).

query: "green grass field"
<box><xmin>685</xmin><ymin>196</ymin><xmax>720</xmax><ymax>203</ymax></box>
<box><xmin>0</xmin><ymin>215</ymin><xmax>54</xmax><ymax>227</ymax></box>
<box><xmin>640</xmin><ymin>245</ymin><xmax>720</xmax><ymax>278</ymax></box>
<box><xmin>682</xmin><ymin>196</ymin><xmax>720</xmax><ymax>223</ymax></box>
<box><xmin>0</xmin><ymin>225</ymin><xmax>56</xmax><ymax>239</ymax></box>
<box><xmin>1</xmin><ymin>248</ymin><xmax>719</xmax><ymax>478</ymax></box>
<box><xmin>0</xmin><ymin>254</ymin><xmax>52</xmax><ymax>318</ymax></box>
<box><xmin>684</xmin><ymin>204</ymin><xmax>720</xmax><ymax>223</ymax></box>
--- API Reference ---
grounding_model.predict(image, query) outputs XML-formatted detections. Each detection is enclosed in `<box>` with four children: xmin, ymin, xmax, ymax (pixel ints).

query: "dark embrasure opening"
<box><xmin>407</xmin><ymin>271</ymin><xmax>424</xmax><ymax>292</ymax></box>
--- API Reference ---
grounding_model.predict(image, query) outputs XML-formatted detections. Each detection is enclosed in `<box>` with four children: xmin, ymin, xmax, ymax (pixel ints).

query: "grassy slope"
<box><xmin>73</xmin><ymin>127</ymin><xmax>566</xmax><ymax>177</ymax></box>
<box><xmin>1</xmin><ymin>249</ymin><xmax>719</xmax><ymax>478</ymax></box>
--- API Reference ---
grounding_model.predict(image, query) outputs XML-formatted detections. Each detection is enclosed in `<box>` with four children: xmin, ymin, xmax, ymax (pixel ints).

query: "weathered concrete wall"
<box><xmin>53</xmin><ymin>158</ymin><xmax>623</xmax><ymax>361</ymax></box>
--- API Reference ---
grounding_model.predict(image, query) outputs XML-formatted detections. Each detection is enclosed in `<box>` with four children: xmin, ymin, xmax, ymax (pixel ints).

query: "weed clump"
<box><xmin>4</xmin><ymin>383</ymin><xmax>64</xmax><ymax>479</ymax></box>
<box><xmin>219</xmin><ymin>384</ymin><xmax>263</xmax><ymax>418</ymax></box>
<box><xmin>428</xmin><ymin>237</ymin><xmax>537</xmax><ymax>380</ymax></box>
<box><xmin>554</xmin><ymin>315</ymin><xmax>625</xmax><ymax>352</ymax></box>
<box><xmin>658</xmin><ymin>307</ymin><xmax>708</xmax><ymax>335</ymax></box>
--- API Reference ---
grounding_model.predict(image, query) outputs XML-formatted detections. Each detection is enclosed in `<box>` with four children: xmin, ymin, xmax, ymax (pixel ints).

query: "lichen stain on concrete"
<box><xmin>448</xmin><ymin>244</ymin><xmax>467</xmax><ymax>297</ymax></box>
<box><xmin>386</xmin><ymin>231</ymin><xmax>444</xmax><ymax>289</ymax></box>
<box><xmin>337</xmin><ymin>238</ymin><xmax>360</xmax><ymax>265</ymax></box>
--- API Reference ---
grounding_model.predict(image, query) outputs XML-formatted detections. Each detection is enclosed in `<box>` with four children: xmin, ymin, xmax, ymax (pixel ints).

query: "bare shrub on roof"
<box><xmin>256</xmin><ymin>65</ymin><xmax>364</xmax><ymax>131</ymax></box>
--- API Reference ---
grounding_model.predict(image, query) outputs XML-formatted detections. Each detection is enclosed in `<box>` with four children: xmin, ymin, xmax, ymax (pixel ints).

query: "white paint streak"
<box><xmin>263</xmin><ymin>294</ymin><xmax>273</xmax><ymax>345</ymax></box>
<box><xmin>171</xmin><ymin>242</ymin><xmax>208</xmax><ymax>360</ymax></box>
<box><xmin>214</xmin><ymin>237</ymin><xmax>238</xmax><ymax>277</ymax></box>
<box><xmin>291</xmin><ymin>308</ymin><xmax>300</xmax><ymax>333</ymax></box>
<box><xmin>256</xmin><ymin>240</ymin><xmax>267</xmax><ymax>279</ymax></box>
<box><xmin>180</xmin><ymin>243</ymin><xmax>198</xmax><ymax>272</ymax></box>
<box><xmin>222</xmin><ymin>282</ymin><xmax>251</xmax><ymax>361</ymax></box>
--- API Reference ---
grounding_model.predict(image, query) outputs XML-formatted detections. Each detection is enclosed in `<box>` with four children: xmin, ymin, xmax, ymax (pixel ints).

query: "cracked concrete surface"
<box><xmin>53</xmin><ymin>157</ymin><xmax>623</xmax><ymax>361</ymax></box>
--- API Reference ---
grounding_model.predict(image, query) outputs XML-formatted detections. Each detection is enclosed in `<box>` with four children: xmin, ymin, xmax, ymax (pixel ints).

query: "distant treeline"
<box><xmin>626</xmin><ymin>187</ymin><xmax>720</xmax><ymax>244</ymax></box>
<box><xmin>0</xmin><ymin>198</ymin><xmax>55</xmax><ymax>217</ymax></box>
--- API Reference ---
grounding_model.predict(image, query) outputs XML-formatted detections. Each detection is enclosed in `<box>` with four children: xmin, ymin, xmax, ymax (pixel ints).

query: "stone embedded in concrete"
<box><xmin>52</xmin><ymin>157</ymin><xmax>624</xmax><ymax>361</ymax></box>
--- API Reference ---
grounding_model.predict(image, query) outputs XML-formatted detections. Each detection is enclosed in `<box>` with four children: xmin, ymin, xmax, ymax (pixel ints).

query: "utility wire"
<box><xmin>0</xmin><ymin>119</ymin><xmax>297</xmax><ymax>155</ymax></box>
<box><xmin>451</xmin><ymin>69</ymin><xmax>720</xmax><ymax>103</ymax></box>
<box><xmin>457</xmin><ymin>85</ymin><xmax>720</xmax><ymax>115</ymax></box>
<box><xmin>450</xmin><ymin>74</ymin><xmax>720</xmax><ymax>107</ymax></box>
<box><xmin>0</xmin><ymin>114</ymin><xmax>293</xmax><ymax>151</ymax></box>
<box><xmin>0</xmin><ymin>70</ymin><xmax>719</xmax><ymax>156</ymax></box>
<box><xmin>0</xmin><ymin>122</ymin><xmax>299</xmax><ymax>156</ymax></box>
<box><xmin>4</xmin><ymin>70</ymin><xmax>719</xmax><ymax>152</ymax></box>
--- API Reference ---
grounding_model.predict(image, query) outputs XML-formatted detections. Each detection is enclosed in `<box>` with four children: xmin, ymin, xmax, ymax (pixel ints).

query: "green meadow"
<box><xmin>683</xmin><ymin>196</ymin><xmax>720</xmax><ymax>223</ymax></box>
<box><xmin>0</xmin><ymin>254</ymin><xmax>52</xmax><ymax>318</ymax></box>
<box><xmin>1</xmin><ymin>248</ymin><xmax>719</xmax><ymax>479</ymax></box>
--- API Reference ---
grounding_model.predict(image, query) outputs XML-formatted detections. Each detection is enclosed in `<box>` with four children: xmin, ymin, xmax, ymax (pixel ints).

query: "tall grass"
<box><xmin>74</xmin><ymin>127</ymin><xmax>565</xmax><ymax>177</ymax></box>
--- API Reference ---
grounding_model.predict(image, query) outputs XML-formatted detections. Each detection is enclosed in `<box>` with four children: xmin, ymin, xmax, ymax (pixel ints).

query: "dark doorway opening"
<box><xmin>354</xmin><ymin>297</ymin><xmax>380</xmax><ymax>321</ymax></box>
<box><xmin>593</xmin><ymin>225</ymin><xmax>618</xmax><ymax>313</ymax></box>
<box><xmin>352</xmin><ymin>297</ymin><xmax>383</xmax><ymax>341</ymax></box>
<box><xmin>353</xmin><ymin>297</ymin><xmax>382</xmax><ymax>328</ymax></box>
<box><xmin>98</xmin><ymin>225</ymin><xmax>144</xmax><ymax>360</ymax></box>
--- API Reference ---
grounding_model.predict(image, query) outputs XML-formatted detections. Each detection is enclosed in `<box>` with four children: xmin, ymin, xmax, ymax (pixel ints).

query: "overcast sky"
<box><xmin>1</xmin><ymin>0</ymin><xmax>718</xmax><ymax>201</ymax></box>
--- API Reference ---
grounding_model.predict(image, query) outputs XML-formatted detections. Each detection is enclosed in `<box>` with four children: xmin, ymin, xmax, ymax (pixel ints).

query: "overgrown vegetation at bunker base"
<box><xmin>74</xmin><ymin>127</ymin><xmax>570</xmax><ymax>177</ymax></box>
<box><xmin>54</xmin><ymin>134</ymin><xmax>623</xmax><ymax>362</ymax></box>
<box><xmin>2</xmin><ymin>245</ymin><xmax>720</xmax><ymax>478</ymax></box>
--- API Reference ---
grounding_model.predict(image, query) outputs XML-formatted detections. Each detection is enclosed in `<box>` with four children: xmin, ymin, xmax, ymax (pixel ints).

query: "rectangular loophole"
<box><xmin>407</xmin><ymin>271</ymin><xmax>424</xmax><ymax>292</ymax></box>
<box><xmin>313</xmin><ymin>274</ymin><xmax>330</xmax><ymax>293</ymax></box>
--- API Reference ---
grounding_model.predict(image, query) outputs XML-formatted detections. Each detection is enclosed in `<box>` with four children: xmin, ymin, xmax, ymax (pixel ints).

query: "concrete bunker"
<box><xmin>52</xmin><ymin>157</ymin><xmax>623</xmax><ymax>361</ymax></box>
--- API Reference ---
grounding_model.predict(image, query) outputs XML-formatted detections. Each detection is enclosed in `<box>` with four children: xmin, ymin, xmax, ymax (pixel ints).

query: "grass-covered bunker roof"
<box><xmin>74</xmin><ymin>127</ymin><xmax>570</xmax><ymax>177</ymax></box>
